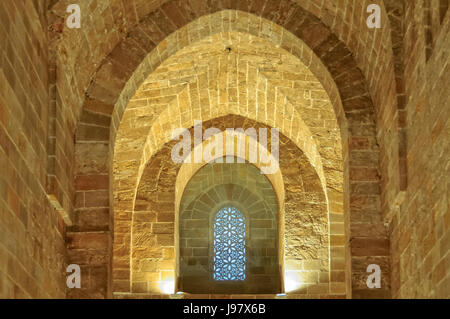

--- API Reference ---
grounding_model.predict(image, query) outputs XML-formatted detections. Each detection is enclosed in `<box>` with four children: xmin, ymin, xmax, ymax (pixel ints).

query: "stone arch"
<box><xmin>71</xmin><ymin>7</ymin><xmax>389</xmax><ymax>298</ymax></box>
<box><xmin>173</xmin><ymin>130</ymin><xmax>287</xmax><ymax>295</ymax></box>
<box><xmin>52</xmin><ymin>0</ymin><xmax>397</xmax><ymax>130</ymax></box>
<box><xmin>109</xmin><ymin>31</ymin><xmax>349</xmax><ymax>296</ymax></box>
<box><xmin>175</xmin><ymin>129</ymin><xmax>285</xmax><ymax>211</ymax></box>
<box><xmin>128</xmin><ymin>115</ymin><xmax>331</xmax><ymax>297</ymax></box>
<box><xmin>178</xmin><ymin>166</ymin><xmax>280</xmax><ymax>294</ymax></box>
<box><xmin>110</xmin><ymin>29</ymin><xmax>339</xmax><ymax>292</ymax></box>
<box><xmin>110</xmin><ymin>23</ymin><xmax>344</xmax><ymax>216</ymax></box>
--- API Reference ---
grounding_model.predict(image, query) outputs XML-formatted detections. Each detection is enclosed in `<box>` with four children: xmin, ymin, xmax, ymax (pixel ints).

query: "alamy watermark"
<box><xmin>66</xmin><ymin>264</ymin><xmax>81</xmax><ymax>289</ymax></box>
<box><xmin>66</xmin><ymin>3</ymin><xmax>381</xmax><ymax>30</ymax></box>
<box><xmin>66</xmin><ymin>4</ymin><xmax>81</xmax><ymax>29</ymax></box>
<box><xmin>366</xmin><ymin>264</ymin><xmax>382</xmax><ymax>288</ymax></box>
<box><xmin>367</xmin><ymin>4</ymin><xmax>382</xmax><ymax>29</ymax></box>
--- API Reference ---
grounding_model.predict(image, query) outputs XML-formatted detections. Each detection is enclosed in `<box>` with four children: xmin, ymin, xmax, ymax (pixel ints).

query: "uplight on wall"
<box><xmin>160</xmin><ymin>279</ymin><xmax>175</xmax><ymax>295</ymax></box>
<box><xmin>284</xmin><ymin>271</ymin><xmax>303</xmax><ymax>293</ymax></box>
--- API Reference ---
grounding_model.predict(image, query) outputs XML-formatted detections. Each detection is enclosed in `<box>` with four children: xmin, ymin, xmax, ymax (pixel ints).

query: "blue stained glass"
<box><xmin>213</xmin><ymin>207</ymin><xmax>246</xmax><ymax>281</ymax></box>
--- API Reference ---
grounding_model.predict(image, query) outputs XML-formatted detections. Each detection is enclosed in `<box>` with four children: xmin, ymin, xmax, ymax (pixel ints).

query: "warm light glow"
<box><xmin>161</xmin><ymin>279</ymin><xmax>175</xmax><ymax>294</ymax></box>
<box><xmin>284</xmin><ymin>271</ymin><xmax>303</xmax><ymax>293</ymax></box>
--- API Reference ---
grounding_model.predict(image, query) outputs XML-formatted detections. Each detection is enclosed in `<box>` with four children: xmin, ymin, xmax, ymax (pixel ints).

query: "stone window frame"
<box><xmin>208</xmin><ymin>201</ymin><xmax>251</xmax><ymax>290</ymax></box>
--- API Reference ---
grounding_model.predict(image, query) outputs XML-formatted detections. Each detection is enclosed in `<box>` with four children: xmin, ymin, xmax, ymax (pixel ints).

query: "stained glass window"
<box><xmin>213</xmin><ymin>206</ymin><xmax>246</xmax><ymax>281</ymax></box>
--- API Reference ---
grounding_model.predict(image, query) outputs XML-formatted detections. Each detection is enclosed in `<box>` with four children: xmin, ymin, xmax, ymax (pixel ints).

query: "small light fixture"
<box><xmin>170</xmin><ymin>291</ymin><xmax>185</xmax><ymax>299</ymax></box>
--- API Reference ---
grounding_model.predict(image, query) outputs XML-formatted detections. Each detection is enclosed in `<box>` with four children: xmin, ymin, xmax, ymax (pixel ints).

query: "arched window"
<box><xmin>213</xmin><ymin>206</ymin><xmax>246</xmax><ymax>281</ymax></box>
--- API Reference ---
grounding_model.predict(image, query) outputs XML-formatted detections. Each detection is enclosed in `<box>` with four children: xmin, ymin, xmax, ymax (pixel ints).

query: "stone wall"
<box><xmin>179</xmin><ymin>162</ymin><xmax>280</xmax><ymax>294</ymax></box>
<box><xmin>122</xmin><ymin>114</ymin><xmax>335</xmax><ymax>297</ymax></box>
<box><xmin>0</xmin><ymin>0</ymin><xmax>448</xmax><ymax>299</ymax></box>
<box><xmin>389</xmin><ymin>1</ymin><xmax>449</xmax><ymax>298</ymax></box>
<box><xmin>0</xmin><ymin>0</ymin><xmax>67</xmax><ymax>298</ymax></box>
